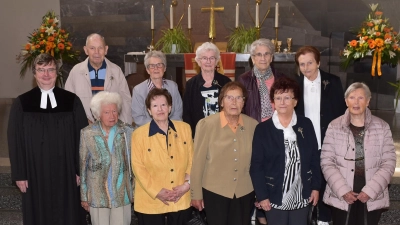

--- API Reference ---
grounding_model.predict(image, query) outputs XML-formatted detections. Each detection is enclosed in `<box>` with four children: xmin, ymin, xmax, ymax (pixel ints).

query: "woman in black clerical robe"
<box><xmin>7</xmin><ymin>53</ymin><xmax>88</xmax><ymax>225</ymax></box>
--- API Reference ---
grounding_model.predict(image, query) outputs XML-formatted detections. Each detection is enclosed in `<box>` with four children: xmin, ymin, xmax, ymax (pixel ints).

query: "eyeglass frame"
<box><xmin>147</xmin><ymin>63</ymin><xmax>165</xmax><ymax>69</ymax></box>
<box><xmin>199</xmin><ymin>56</ymin><xmax>217</xmax><ymax>62</ymax></box>
<box><xmin>35</xmin><ymin>68</ymin><xmax>57</xmax><ymax>74</ymax></box>
<box><xmin>273</xmin><ymin>96</ymin><xmax>295</xmax><ymax>103</ymax></box>
<box><xmin>252</xmin><ymin>52</ymin><xmax>273</xmax><ymax>58</ymax></box>
<box><xmin>224</xmin><ymin>95</ymin><xmax>245</xmax><ymax>102</ymax></box>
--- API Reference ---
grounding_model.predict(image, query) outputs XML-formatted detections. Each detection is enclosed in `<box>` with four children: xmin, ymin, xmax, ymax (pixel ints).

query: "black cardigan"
<box><xmin>182</xmin><ymin>71</ymin><xmax>231</xmax><ymax>137</ymax></box>
<box><xmin>250</xmin><ymin>115</ymin><xmax>321</xmax><ymax>205</ymax></box>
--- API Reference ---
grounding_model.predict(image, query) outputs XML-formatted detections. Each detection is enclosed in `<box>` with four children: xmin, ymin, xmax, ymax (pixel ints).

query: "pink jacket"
<box><xmin>321</xmin><ymin>108</ymin><xmax>396</xmax><ymax>211</ymax></box>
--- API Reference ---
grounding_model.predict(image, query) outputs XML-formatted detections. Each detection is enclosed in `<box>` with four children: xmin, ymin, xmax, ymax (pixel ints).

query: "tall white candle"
<box><xmin>255</xmin><ymin>3</ymin><xmax>259</xmax><ymax>27</ymax></box>
<box><xmin>151</xmin><ymin>5</ymin><xmax>154</xmax><ymax>29</ymax></box>
<box><xmin>188</xmin><ymin>5</ymin><xmax>191</xmax><ymax>29</ymax></box>
<box><xmin>170</xmin><ymin>5</ymin><xmax>173</xmax><ymax>29</ymax></box>
<box><xmin>235</xmin><ymin>3</ymin><xmax>239</xmax><ymax>28</ymax></box>
<box><xmin>275</xmin><ymin>3</ymin><xmax>279</xmax><ymax>27</ymax></box>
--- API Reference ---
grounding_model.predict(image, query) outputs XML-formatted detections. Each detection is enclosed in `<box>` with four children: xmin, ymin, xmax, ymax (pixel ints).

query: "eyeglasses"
<box><xmin>273</xmin><ymin>96</ymin><xmax>295</xmax><ymax>102</ymax></box>
<box><xmin>35</xmin><ymin>68</ymin><xmax>57</xmax><ymax>74</ymax></box>
<box><xmin>200</xmin><ymin>56</ymin><xmax>217</xmax><ymax>62</ymax></box>
<box><xmin>224</xmin><ymin>95</ymin><xmax>245</xmax><ymax>102</ymax></box>
<box><xmin>253</xmin><ymin>52</ymin><xmax>273</xmax><ymax>58</ymax></box>
<box><xmin>147</xmin><ymin>63</ymin><xmax>165</xmax><ymax>69</ymax></box>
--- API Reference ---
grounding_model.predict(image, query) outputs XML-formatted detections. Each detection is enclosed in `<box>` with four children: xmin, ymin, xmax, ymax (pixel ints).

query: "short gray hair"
<box><xmin>144</xmin><ymin>51</ymin><xmax>167</xmax><ymax>68</ymax></box>
<box><xmin>250</xmin><ymin>38</ymin><xmax>275</xmax><ymax>56</ymax></box>
<box><xmin>86</xmin><ymin>33</ymin><xmax>106</xmax><ymax>46</ymax></box>
<box><xmin>90</xmin><ymin>91</ymin><xmax>122</xmax><ymax>120</ymax></box>
<box><xmin>32</xmin><ymin>53</ymin><xmax>58</xmax><ymax>74</ymax></box>
<box><xmin>344</xmin><ymin>82</ymin><xmax>372</xmax><ymax>99</ymax></box>
<box><xmin>195</xmin><ymin>42</ymin><xmax>220</xmax><ymax>64</ymax></box>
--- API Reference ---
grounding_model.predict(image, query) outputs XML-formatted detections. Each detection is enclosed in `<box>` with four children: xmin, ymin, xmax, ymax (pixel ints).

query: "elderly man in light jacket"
<box><xmin>65</xmin><ymin>33</ymin><xmax>132</xmax><ymax>124</ymax></box>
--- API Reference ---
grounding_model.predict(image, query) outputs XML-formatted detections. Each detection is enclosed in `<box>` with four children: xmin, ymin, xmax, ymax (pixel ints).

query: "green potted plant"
<box><xmin>227</xmin><ymin>25</ymin><xmax>257</xmax><ymax>53</ymax></box>
<box><xmin>155</xmin><ymin>26</ymin><xmax>191</xmax><ymax>53</ymax></box>
<box><xmin>388</xmin><ymin>80</ymin><xmax>400</xmax><ymax>112</ymax></box>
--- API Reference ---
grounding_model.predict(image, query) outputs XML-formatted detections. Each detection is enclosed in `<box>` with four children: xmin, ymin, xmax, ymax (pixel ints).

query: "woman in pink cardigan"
<box><xmin>321</xmin><ymin>82</ymin><xmax>396</xmax><ymax>225</ymax></box>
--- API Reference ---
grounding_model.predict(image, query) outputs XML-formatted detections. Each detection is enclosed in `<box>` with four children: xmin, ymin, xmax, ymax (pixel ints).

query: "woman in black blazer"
<box><xmin>250</xmin><ymin>77</ymin><xmax>321</xmax><ymax>225</ymax></box>
<box><xmin>294</xmin><ymin>46</ymin><xmax>346</xmax><ymax>225</ymax></box>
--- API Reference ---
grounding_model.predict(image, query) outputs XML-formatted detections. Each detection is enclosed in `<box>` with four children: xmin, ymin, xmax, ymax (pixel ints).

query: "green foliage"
<box><xmin>388</xmin><ymin>80</ymin><xmax>400</xmax><ymax>108</ymax></box>
<box><xmin>155</xmin><ymin>26</ymin><xmax>192</xmax><ymax>53</ymax></box>
<box><xmin>227</xmin><ymin>25</ymin><xmax>257</xmax><ymax>53</ymax></box>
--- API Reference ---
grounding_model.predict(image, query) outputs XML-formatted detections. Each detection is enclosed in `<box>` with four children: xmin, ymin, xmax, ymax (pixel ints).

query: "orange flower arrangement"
<box><xmin>342</xmin><ymin>3</ymin><xmax>400</xmax><ymax>76</ymax></box>
<box><xmin>16</xmin><ymin>11</ymin><xmax>79</xmax><ymax>77</ymax></box>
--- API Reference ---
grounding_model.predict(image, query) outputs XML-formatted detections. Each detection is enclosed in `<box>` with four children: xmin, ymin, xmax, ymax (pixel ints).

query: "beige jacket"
<box><xmin>65</xmin><ymin>57</ymin><xmax>132</xmax><ymax>124</ymax></box>
<box><xmin>191</xmin><ymin>113</ymin><xmax>258</xmax><ymax>200</ymax></box>
<box><xmin>321</xmin><ymin>108</ymin><xmax>396</xmax><ymax>211</ymax></box>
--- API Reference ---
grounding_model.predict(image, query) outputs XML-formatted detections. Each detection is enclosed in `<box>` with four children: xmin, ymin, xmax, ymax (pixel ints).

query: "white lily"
<box><xmin>389</xmin><ymin>50</ymin><xmax>396</xmax><ymax>58</ymax></box>
<box><xmin>45</xmin><ymin>26</ymin><xmax>55</xmax><ymax>35</ymax></box>
<box><xmin>359</xmin><ymin>37</ymin><xmax>365</xmax><ymax>45</ymax></box>
<box><xmin>343</xmin><ymin>49</ymin><xmax>352</xmax><ymax>57</ymax></box>
<box><xmin>53</xmin><ymin>17</ymin><xmax>59</xmax><ymax>24</ymax></box>
<box><xmin>21</xmin><ymin>50</ymin><xmax>29</xmax><ymax>55</ymax></box>
<box><xmin>381</xmin><ymin>24</ymin><xmax>386</xmax><ymax>32</ymax></box>
<box><xmin>370</xmin><ymin>3</ymin><xmax>379</xmax><ymax>11</ymax></box>
<box><xmin>366</xmin><ymin>50</ymin><xmax>373</xmax><ymax>56</ymax></box>
<box><xmin>385</xmin><ymin>38</ymin><xmax>392</xmax><ymax>44</ymax></box>
<box><xmin>354</xmin><ymin>52</ymin><xmax>362</xmax><ymax>59</ymax></box>
<box><xmin>372</xmin><ymin>19</ymin><xmax>381</xmax><ymax>25</ymax></box>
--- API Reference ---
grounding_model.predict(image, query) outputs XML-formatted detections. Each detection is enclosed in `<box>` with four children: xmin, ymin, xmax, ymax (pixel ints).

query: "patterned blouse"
<box><xmin>270</xmin><ymin>111</ymin><xmax>309</xmax><ymax>210</ymax></box>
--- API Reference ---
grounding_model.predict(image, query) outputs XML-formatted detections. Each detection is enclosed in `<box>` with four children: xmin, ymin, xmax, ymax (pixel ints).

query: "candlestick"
<box><xmin>188</xmin><ymin>28</ymin><xmax>193</xmax><ymax>52</ymax></box>
<box><xmin>235</xmin><ymin>3</ymin><xmax>239</xmax><ymax>28</ymax></box>
<box><xmin>170</xmin><ymin>5</ymin><xmax>173</xmax><ymax>29</ymax></box>
<box><xmin>151</xmin><ymin>5</ymin><xmax>154</xmax><ymax>29</ymax></box>
<box><xmin>256</xmin><ymin>3</ymin><xmax>259</xmax><ymax>27</ymax></box>
<box><xmin>188</xmin><ymin>4</ymin><xmax>191</xmax><ymax>29</ymax></box>
<box><xmin>275</xmin><ymin>2</ymin><xmax>279</xmax><ymax>27</ymax></box>
<box><xmin>275</xmin><ymin>27</ymin><xmax>279</xmax><ymax>50</ymax></box>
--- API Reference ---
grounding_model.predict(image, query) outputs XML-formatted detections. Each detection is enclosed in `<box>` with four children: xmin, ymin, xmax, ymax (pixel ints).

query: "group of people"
<box><xmin>8</xmin><ymin>34</ymin><xmax>396</xmax><ymax>225</ymax></box>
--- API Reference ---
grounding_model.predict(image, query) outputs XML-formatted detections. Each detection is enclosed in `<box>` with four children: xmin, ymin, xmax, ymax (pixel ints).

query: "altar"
<box><xmin>124</xmin><ymin>52</ymin><xmax>296</xmax><ymax>93</ymax></box>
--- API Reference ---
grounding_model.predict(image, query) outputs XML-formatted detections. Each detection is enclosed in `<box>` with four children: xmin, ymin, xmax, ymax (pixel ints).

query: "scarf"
<box><xmin>254</xmin><ymin>67</ymin><xmax>274</xmax><ymax>119</ymax></box>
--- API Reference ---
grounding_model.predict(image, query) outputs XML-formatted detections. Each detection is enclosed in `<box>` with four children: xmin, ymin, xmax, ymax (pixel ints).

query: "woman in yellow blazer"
<box><xmin>131</xmin><ymin>88</ymin><xmax>193</xmax><ymax>225</ymax></box>
<box><xmin>191</xmin><ymin>81</ymin><xmax>258</xmax><ymax>225</ymax></box>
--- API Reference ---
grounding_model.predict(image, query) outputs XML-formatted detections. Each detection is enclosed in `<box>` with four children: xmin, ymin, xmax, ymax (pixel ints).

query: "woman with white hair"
<box><xmin>182</xmin><ymin>42</ymin><xmax>231</xmax><ymax>137</ymax></box>
<box><xmin>321</xmin><ymin>82</ymin><xmax>396</xmax><ymax>225</ymax></box>
<box><xmin>238</xmin><ymin>38</ymin><xmax>285</xmax><ymax>123</ymax></box>
<box><xmin>80</xmin><ymin>91</ymin><xmax>135</xmax><ymax>225</ymax></box>
<box><xmin>132</xmin><ymin>50</ymin><xmax>183</xmax><ymax>127</ymax></box>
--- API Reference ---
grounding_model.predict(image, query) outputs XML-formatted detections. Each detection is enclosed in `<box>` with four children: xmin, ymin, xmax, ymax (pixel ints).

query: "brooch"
<box><xmin>212</xmin><ymin>80</ymin><xmax>222</xmax><ymax>87</ymax></box>
<box><xmin>322</xmin><ymin>80</ymin><xmax>329</xmax><ymax>90</ymax></box>
<box><xmin>298</xmin><ymin>127</ymin><xmax>304</xmax><ymax>138</ymax></box>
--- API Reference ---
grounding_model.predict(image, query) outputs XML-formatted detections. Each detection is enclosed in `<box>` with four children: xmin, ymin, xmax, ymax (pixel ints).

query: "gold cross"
<box><xmin>201</xmin><ymin>0</ymin><xmax>224</xmax><ymax>41</ymax></box>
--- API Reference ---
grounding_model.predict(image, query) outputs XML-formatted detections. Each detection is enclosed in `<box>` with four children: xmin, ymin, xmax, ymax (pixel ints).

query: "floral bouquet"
<box><xmin>342</xmin><ymin>3</ymin><xmax>400</xmax><ymax>76</ymax></box>
<box><xmin>16</xmin><ymin>10</ymin><xmax>79</xmax><ymax>78</ymax></box>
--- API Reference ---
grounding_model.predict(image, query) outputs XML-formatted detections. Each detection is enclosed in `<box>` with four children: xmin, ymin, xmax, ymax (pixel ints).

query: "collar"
<box><xmin>219</xmin><ymin>111</ymin><xmax>244</xmax><ymax>128</ymax></box>
<box><xmin>147</xmin><ymin>78</ymin><xmax>167</xmax><ymax>91</ymax></box>
<box><xmin>272</xmin><ymin>110</ymin><xmax>298</xmax><ymax>141</ymax></box>
<box><xmin>303</xmin><ymin>70</ymin><xmax>321</xmax><ymax>85</ymax></box>
<box><xmin>148</xmin><ymin>119</ymin><xmax>176</xmax><ymax>137</ymax></box>
<box><xmin>88</xmin><ymin>59</ymin><xmax>107</xmax><ymax>72</ymax></box>
<box><xmin>39</xmin><ymin>87</ymin><xmax>57</xmax><ymax>109</ymax></box>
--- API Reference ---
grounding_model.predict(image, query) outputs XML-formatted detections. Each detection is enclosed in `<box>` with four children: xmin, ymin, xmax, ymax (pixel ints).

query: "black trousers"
<box><xmin>313</xmin><ymin>173</ymin><xmax>332</xmax><ymax>222</ymax></box>
<box><xmin>134</xmin><ymin>207</ymin><xmax>192</xmax><ymax>225</ymax></box>
<box><xmin>331</xmin><ymin>201</ymin><xmax>382</xmax><ymax>225</ymax></box>
<box><xmin>264</xmin><ymin>206</ymin><xmax>310</xmax><ymax>225</ymax></box>
<box><xmin>202</xmin><ymin>188</ymin><xmax>255</xmax><ymax>225</ymax></box>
